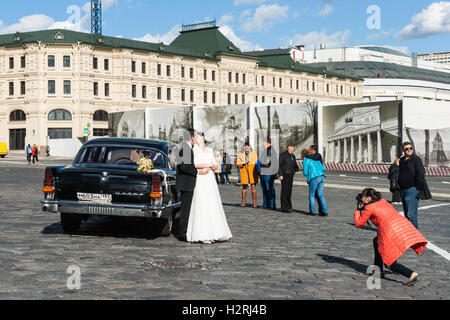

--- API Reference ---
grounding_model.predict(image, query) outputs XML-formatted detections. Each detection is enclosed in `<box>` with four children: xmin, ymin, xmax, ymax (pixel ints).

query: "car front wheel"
<box><xmin>60</xmin><ymin>212</ymin><xmax>82</xmax><ymax>233</ymax></box>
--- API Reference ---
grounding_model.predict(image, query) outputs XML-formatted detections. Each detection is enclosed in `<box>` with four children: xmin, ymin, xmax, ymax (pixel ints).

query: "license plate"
<box><xmin>77</xmin><ymin>192</ymin><xmax>112</xmax><ymax>203</ymax></box>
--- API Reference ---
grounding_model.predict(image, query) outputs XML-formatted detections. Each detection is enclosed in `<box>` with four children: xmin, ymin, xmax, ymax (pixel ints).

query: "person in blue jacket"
<box><xmin>303</xmin><ymin>145</ymin><xmax>328</xmax><ymax>217</ymax></box>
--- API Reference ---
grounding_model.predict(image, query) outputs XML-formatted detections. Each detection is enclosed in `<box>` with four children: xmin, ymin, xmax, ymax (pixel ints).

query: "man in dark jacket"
<box><xmin>278</xmin><ymin>144</ymin><xmax>299</xmax><ymax>213</ymax></box>
<box><xmin>398</xmin><ymin>142</ymin><xmax>431</xmax><ymax>229</ymax></box>
<box><xmin>259</xmin><ymin>138</ymin><xmax>278</xmax><ymax>210</ymax></box>
<box><xmin>175</xmin><ymin>129</ymin><xmax>199</xmax><ymax>241</ymax></box>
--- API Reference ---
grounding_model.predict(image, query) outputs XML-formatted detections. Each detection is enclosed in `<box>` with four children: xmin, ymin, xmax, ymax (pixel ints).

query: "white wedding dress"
<box><xmin>186</xmin><ymin>145</ymin><xmax>233</xmax><ymax>243</ymax></box>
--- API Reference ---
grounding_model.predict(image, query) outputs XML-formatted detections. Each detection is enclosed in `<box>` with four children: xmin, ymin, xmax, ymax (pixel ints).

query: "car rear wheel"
<box><xmin>60</xmin><ymin>212</ymin><xmax>82</xmax><ymax>233</ymax></box>
<box><xmin>149</xmin><ymin>217</ymin><xmax>172</xmax><ymax>237</ymax></box>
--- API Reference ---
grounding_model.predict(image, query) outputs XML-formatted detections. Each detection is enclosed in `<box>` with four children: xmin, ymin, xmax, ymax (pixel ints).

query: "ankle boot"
<box><xmin>241</xmin><ymin>189</ymin><xmax>247</xmax><ymax>207</ymax></box>
<box><xmin>251</xmin><ymin>188</ymin><xmax>257</xmax><ymax>208</ymax></box>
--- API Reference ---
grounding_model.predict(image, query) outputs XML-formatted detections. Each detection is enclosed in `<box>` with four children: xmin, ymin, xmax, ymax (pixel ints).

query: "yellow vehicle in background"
<box><xmin>0</xmin><ymin>142</ymin><xmax>7</xmax><ymax>158</ymax></box>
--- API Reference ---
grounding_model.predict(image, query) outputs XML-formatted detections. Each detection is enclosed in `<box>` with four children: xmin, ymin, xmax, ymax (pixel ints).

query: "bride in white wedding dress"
<box><xmin>186</xmin><ymin>132</ymin><xmax>233</xmax><ymax>244</ymax></box>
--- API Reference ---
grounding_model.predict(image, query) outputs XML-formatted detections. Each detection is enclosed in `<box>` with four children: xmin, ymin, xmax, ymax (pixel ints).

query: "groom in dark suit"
<box><xmin>175</xmin><ymin>128</ymin><xmax>198</xmax><ymax>241</ymax></box>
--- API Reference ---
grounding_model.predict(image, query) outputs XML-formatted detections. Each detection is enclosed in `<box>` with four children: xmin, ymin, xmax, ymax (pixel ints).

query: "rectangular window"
<box><xmin>142</xmin><ymin>62</ymin><xmax>146</xmax><ymax>74</ymax></box>
<box><xmin>236</xmin><ymin>73</ymin><xmax>239</xmax><ymax>83</ymax></box>
<box><xmin>132</xmin><ymin>61</ymin><xmax>136</xmax><ymax>73</ymax></box>
<box><xmin>20</xmin><ymin>81</ymin><xmax>25</xmax><ymax>95</ymax></box>
<box><xmin>93</xmin><ymin>82</ymin><xmax>98</xmax><ymax>96</ymax></box>
<box><xmin>167</xmin><ymin>88</ymin><xmax>171</xmax><ymax>100</ymax></box>
<box><xmin>273</xmin><ymin>97</ymin><xmax>276</xmax><ymax>103</ymax></box>
<box><xmin>255</xmin><ymin>96</ymin><xmax>258</xmax><ymax>103</ymax></box>
<box><xmin>181</xmin><ymin>66</ymin><xmax>185</xmax><ymax>78</ymax></box>
<box><xmin>235</xmin><ymin>94</ymin><xmax>238</xmax><ymax>105</ymax></box>
<box><xmin>157</xmin><ymin>87</ymin><xmax>162</xmax><ymax>100</ymax></box>
<box><xmin>48</xmin><ymin>55</ymin><xmax>55</xmax><ymax>68</ymax></box>
<box><xmin>280</xmin><ymin>98</ymin><xmax>283</xmax><ymax>104</ymax></box>
<box><xmin>181</xmin><ymin>89</ymin><xmax>185</xmax><ymax>102</ymax></box>
<box><xmin>48</xmin><ymin>128</ymin><xmax>72</xmax><ymax>140</ymax></box>
<box><xmin>255</xmin><ymin>76</ymin><xmax>258</xmax><ymax>86</ymax></box>
<box><xmin>21</xmin><ymin>56</ymin><xmax>25</xmax><ymax>69</ymax></box>
<box><xmin>190</xmin><ymin>90</ymin><xmax>194</xmax><ymax>102</ymax></box>
<box><xmin>312</xmin><ymin>82</ymin><xmax>315</xmax><ymax>92</ymax></box>
<box><xmin>260</xmin><ymin>96</ymin><xmax>264</xmax><ymax>103</ymax></box>
<box><xmin>296</xmin><ymin>80</ymin><xmax>299</xmax><ymax>90</ymax></box>
<box><xmin>262</xmin><ymin>76</ymin><xmax>265</xmax><ymax>86</ymax></box>
<box><xmin>227</xmin><ymin>93</ymin><xmax>231</xmax><ymax>105</ymax></box>
<box><xmin>279</xmin><ymin>78</ymin><xmax>282</xmax><ymax>88</ymax></box>
<box><xmin>9</xmin><ymin>57</ymin><xmax>14</xmax><ymax>69</ymax></box>
<box><xmin>203</xmin><ymin>91</ymin><xmax>207</xmax><ymax>103</ymax></box>
<box><xmin>212</xmin><ymin>70</ymin><xmax>216</xmax><ymax>81</ymax></box>
<box><xmin>307</xmin><ymin>81</ymin><xmax>310</xmax><ymax>91</ymax></box>
<box><xmin>242</xmin><ymin>94</ymin><xmax>245</xmax><ymax>104</ymax></box>
<box><xmin>93</xmin><ymin>57</ymin><xmax>98</xmax><ymax>69</ymax></box>
<box><xmin>93</xmin><ymin>128</ymin><xmax>108</xmax><ymax>137</ymax></box>
<box><xmin>63</xmin><ymin>56</ymin><xmax>70</xmax><ymax>68</ymax></box>
<box><xmin>290</xmin><ymin>79</ymin><xmax>293</xmax><ymax>89</ymax></box>
<box><xmin>48</xmin><ymin>80</ymin><xmax>55</xmax><ymax>94</ymax></box>
<box><xmin>105</xmin><ymin>83</ymin><xmax>110</xmax><ymax>97</ymax></box>
<box><xmin>204</xmin><ymin>69</ymin><xmax>207</xmax><ymax>81</ymax></box>
<box><xmin>132</xmin><ymin>84</ymin><xmax>137</xmax><ymax>98</ymax></box>
<box><xmin>157</xmin><ymin>64</ymin><xmax>161</xmax><ymax>76</ymax></box>
<box><xmin>340</xmin><ymin>85</ymin><xmax>344</xmax><ymax>95</ymax></box>
<box><xmin>353</xmin><ymin>87</ymin><xmax>357</xmax><ymax>96</ymax></box>
<box><xmin>273</xmin><ymin>77</ymin><xmax>275</xmax><ymax>87</ymax></box>
<box><xmin>166</xmin><ymin>65</ymin><xmax>171</xmax><ymax>77</ymax></box>
<box><xmin>142</xmin><ymin>85</ymin><xmax>147</xmax><ymax>99</ymax></box>
<box><xmin>212</xmin><ymin>91</ymin><xmax>216</xmax><ymax>104</ymax></box>
<box><xmin>104</xmin><ymin>59</ymin><xmax>109</xmax><ymax>71</ymax></box>
<box><xmin>64</xmin><ymin>80</ymin><xmax>71</xmax><ymax>94</ymax></box>
<box><xmin>290</xmin><ymin>98</ymin><xmax>293</xmax><ymax>104</ymax></box>
<box><xmin>190</xmin><ymin>68</ymin><xmax>194</xmax><ymax>79</ymax></box>
<box><xmin>243</xmin><ymin>74</ymin><xmax>246</xmax><ymax>84</ymax></box>
<box><xmin>9</xmin><ymin>82</ymin><xmax>14</xmax><ymax>96</ymax></box>
<box><xmin>229</xmin><ymin>72</ymin><xmax>232</xmax><ymax>83</ymax></box>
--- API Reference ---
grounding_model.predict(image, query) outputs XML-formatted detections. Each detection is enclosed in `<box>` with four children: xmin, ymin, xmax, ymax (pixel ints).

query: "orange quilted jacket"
<box><xmin>354</xmin><ymin>198</ymin><xmax>428</xmax><ymax>267</ymax></box>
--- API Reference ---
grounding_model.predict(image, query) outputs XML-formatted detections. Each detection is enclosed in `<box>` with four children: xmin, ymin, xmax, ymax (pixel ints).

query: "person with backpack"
<box><xmin>387</xmin><ymin>158</ymin><xmax>402</xmax><ymax>204</ymax></box>
<box><xmin>26</xmin><ymin>144</ymin><xmax>32</xmax><ymax>164</ymax></box>
<box><xmin>32</xmin><ymin>144</ymin><xmax>39</xmax><ymax>165</ymax></box>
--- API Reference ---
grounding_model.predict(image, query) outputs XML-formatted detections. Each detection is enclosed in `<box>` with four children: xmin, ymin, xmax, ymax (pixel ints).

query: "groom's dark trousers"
<box><xmin>175</xmin><ymin>141</ymin><xmax>197</xmax><ymax>240</ymax></box>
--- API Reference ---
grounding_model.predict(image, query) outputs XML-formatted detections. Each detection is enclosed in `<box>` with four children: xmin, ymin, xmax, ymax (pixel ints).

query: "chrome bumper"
<box><xmin>40</xmin><ymin>199</ymin><xmax>181</xmax><ymax>219</ymax></box>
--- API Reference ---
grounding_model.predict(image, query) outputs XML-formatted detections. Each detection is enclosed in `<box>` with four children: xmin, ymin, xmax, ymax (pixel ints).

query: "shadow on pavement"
<box><xmin>317</xmin><ymin>254</ymin><xmax>402</xmax><ymax>284</ymax></box>
<box><xmin>41</xmin><ymin>216</ymin><xmax>172</xmax><ymax>240</ymax></box>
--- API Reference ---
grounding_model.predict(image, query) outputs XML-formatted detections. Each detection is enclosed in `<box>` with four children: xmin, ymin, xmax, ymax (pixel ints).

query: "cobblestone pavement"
<box><xmin>0</xmin><ymin>161</ymin><xmax>448</xmax><ymax>300</ymax></box>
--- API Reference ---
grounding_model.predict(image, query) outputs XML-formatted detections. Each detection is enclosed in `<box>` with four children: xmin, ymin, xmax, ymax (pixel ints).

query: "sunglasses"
<box><xmin>403</xmin><ymin>147</ymin><xmax>413</xmax><ymax>151</ymax></box>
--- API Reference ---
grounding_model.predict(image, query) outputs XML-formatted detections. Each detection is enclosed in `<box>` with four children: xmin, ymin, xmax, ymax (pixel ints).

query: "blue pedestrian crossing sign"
<box><xmin>83</xmin><ymin>127</ymin><xmax>90</xmax><ymax>136</ymax></box>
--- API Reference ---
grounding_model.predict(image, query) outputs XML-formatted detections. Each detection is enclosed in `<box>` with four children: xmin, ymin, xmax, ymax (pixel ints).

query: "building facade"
<box><xmin>418</xmin><ymin>52</ymin><xmax>450</xmax><ymax>65</ymax></box>
<box><xmin>0</xmin><ymin>28</ymin><xmax>362</xmax><ymax>150</ymax></box>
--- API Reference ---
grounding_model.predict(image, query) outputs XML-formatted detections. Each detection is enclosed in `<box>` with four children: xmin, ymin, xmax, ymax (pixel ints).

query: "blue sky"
<box><xmin>1</xmin><ymin>0</ymin><xmax>449</xmax><ymax>54</ymax></box>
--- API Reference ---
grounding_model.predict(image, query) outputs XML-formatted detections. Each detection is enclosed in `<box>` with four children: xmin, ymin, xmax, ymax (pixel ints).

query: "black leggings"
<box><xmin>373</xmin><ymin>237</ymin><xmax>414</xmax><ymax>278</ymax></box>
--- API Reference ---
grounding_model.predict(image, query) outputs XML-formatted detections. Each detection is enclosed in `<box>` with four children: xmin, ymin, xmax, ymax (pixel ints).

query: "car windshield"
<box><xmin>74</xmin><ymin>146</ymin><xmax>165</xmax><ymax>167</ymax></box>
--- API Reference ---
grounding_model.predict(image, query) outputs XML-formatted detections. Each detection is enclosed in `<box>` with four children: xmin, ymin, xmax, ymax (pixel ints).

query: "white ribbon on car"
<box><xmin>147</xmin><ymin>169</ymin><xmax>170</xmax><ymax>194</ymax></box>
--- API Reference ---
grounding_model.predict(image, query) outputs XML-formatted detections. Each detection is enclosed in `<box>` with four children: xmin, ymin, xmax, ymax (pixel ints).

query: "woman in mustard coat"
<box><xmin>236</xmin><ymin>142</ymin><xmax>259</xmax><ymax>208</ymax></box>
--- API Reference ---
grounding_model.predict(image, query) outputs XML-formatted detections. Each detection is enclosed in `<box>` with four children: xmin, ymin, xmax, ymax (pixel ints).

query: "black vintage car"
<box><xmin>40</xmin><ymin>138</ymin><xmax>180</xmax><ymax>237</ymax></box>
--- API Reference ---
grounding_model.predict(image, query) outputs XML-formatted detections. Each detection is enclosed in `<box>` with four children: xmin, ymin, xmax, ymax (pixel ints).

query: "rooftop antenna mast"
<box><xmin>91</xmin><ymin>0</ymin><xmax>102</xmax><ymax>35</ymax></box>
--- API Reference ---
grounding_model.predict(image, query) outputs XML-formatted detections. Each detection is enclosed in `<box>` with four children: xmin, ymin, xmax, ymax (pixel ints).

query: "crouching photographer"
<box><xmin>354</xmin><ymin>188</ymin><xmax>428</xmax><ymax>286</ymax></box>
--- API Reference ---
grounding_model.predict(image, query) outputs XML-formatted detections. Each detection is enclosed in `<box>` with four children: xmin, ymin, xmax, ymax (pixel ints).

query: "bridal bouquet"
<box><xmin>137</xmin><ymin>157</ymin><xmax>155</xmax><ymax>174</ymax></box>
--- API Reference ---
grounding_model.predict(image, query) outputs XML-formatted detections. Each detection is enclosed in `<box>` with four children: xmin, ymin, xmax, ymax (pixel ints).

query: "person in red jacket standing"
<box><xmin>32</xmin><ymin>144</ymin><xmax>39</xmax><ymax>165</ymax></box>
<box><xmin>354</xmin><ymin>188</ymin><xmax>428</xmax><ymax>286</ymax></box>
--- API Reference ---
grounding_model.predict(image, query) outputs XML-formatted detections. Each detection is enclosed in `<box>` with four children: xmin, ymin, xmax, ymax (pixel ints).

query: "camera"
<box><xmin>356</xmin><ymin>193</ymin><xmax>363</xmax><ymax>209</ymax></box>
<box><xmin>356</xmin><ymin>193</ymin><xmax>362</xmax><ymax>203</ymax></box>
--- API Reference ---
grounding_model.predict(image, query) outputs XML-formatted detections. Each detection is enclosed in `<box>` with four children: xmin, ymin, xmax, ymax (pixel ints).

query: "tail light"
<box><xmin>42</xmin><ymin>167</ymin><xmax>55</xmax><ymax>193</ymax></box>
<box><xmin>150</xmin><ymin>173</ymin><xmax>163</xmax><ymax>198</ymax></box>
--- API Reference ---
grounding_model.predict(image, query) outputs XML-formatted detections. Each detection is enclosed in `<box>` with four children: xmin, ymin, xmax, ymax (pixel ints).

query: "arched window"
<box><xmin>93</xmin><ymin>110</ymin><xmax>108</xmax><ymax>121</ymax></box>
<box><xmin>10</xmin><ymin>110</ymin><xmax>26</xmax><ymax>121</ymax></box>
<box><xmin>48</xmin><ymin>109</ymin><xmax>72</xmax><ymax>121</ymax></box>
